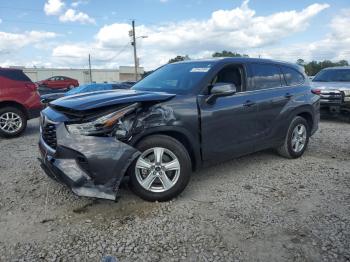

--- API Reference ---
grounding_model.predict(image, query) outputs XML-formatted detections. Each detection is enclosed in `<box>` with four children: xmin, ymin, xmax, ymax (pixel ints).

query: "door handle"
<box><xmin>285</xmin><ymin>93</ymin><xmax>293</xmax><ymax>99</ymax></box>
<box><xmin>243</xmin><ymin>100</ymin><xmax>256</xmax><ymax>107</ymax></box>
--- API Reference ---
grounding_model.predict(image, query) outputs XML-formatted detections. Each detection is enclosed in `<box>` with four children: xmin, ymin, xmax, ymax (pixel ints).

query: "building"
<box><xmin>18</xmin><ymin>66</ymin><xmax>144</xmax><ymax>84</ymax></box>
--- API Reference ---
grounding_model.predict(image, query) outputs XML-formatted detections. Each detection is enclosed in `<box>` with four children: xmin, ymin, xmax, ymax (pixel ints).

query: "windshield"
<box><xmin>313</xmin><ymin>69</ymin><xmax>350</xmax><ymax>82</ymax></box>
<box><xmin>132</xmin><ymin>62</ymin><xmax>214</xmax><ymax>94</ymax></box>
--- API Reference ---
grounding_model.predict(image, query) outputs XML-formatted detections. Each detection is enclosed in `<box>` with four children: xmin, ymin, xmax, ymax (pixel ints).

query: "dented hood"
<box><xmin>50</xmin><ymin>89</ymin><xmax>176</xmax><ymax>111</ymax></box>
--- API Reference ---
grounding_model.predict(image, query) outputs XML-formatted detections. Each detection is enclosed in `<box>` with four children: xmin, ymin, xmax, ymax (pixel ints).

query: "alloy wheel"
<box><xmin>291</xmin><ymin>124</ymin><xmax>307</xmax><ymax>153</ymax></box>
<box><xmin>0</xmin><ymin>112</ymin><xmax>23</xmax><ymax>134</ymax></box>
<box><xmin>135</xmin><ymin>147</ymin><xmax>181</xmax><ymax>193</ymax></box>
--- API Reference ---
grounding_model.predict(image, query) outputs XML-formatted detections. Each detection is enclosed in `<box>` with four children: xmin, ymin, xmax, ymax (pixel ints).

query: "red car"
<box><xmin>37</xmin><ymin>76</ymin><xmax>79</xmax><ymax>90</ymax></box>
<box><xmin>0</xmin><ymin>68</ymin><xmax>42</xmax><ymax>137</ymax></box>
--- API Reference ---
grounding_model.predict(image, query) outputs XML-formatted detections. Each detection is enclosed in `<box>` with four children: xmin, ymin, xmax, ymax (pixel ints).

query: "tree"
<box><xmin>168</xmin><ymin>55</ymin><xmax>190</xmax><ymax>64</ymax></box>
<box><xmin>297</xmin><ymin>59</ymin><xmax>349</xmax><ymax>76</ymax></box>
<box><xmin>212</xmin><ymin>51</ymin><xmax>249</xmax><ymax>58</ymax></box>
<box><xmin>296</xmin><ymin>59</ymin><xmax>305</xmax><ymax>66</ymax></box>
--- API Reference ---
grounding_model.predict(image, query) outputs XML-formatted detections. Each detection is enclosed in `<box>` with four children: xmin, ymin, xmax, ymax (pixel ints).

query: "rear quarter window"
<box><xmin>281</xmin><ymin>66</ymin><xmax>305</xmax><ymax>86</ymax></box>
<box><xmin>0</xmin><ymin>70</ymin><xmax>31</xmax><ymax>82</ymax></box>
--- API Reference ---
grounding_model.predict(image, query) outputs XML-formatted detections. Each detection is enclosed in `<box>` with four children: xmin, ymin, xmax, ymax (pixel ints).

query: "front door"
<box><xmin>198</xmin><ymin>63</ymin><xmax>259</xmax><ymax>163</ymax></box>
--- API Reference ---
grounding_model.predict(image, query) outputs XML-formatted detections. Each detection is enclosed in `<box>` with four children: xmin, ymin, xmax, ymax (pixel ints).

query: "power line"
<box><xmin>1</xmin><ymin>19</ymin><xmax>96</xmax><ymax>28</ymax></box>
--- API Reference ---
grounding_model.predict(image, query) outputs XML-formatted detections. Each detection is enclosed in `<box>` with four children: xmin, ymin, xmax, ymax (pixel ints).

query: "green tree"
<box><xmin>296</xmin><ymin>59</ymin><xmax>305</xmax><ymax>66</ymax></box>
<box><xmin>168</xmin><ymin>55</ymin><xmax>190</xmax><ymax>63</ymax></box>
<box><xmin>212</xmin><ymin>51</ymin><xmax>249</xmax><ymax>58</ymax></box>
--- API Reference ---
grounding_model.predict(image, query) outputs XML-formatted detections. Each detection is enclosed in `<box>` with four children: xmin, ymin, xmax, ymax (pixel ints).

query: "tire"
<box><xmin>0</xmin><ymin>106</ymin><xmax>27</xmax><ymax>138</ymax></box>
<box><xmin>129</xmin><ymin>135</ymin><xmax>192</xmax><ymax>202</ymax></box>
<box><xmin>276</xmin><ymin>116</ymin><xmax>309</xmax><ymax>159</ymax></box>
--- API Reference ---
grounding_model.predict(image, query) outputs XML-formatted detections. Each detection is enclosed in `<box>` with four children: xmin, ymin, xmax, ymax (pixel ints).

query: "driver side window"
<box><xmin>210</xmin><ymin>65</ymin><xmax>244</xmax><ymax>93</ymax></box>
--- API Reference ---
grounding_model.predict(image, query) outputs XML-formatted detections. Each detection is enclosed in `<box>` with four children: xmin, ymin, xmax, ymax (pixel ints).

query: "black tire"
<box><xmin>129</xmin><ymin>135</ymin><xmax>192</xmax><ymax>202</ymax></box>
<box><xmin>277</xmin><ymin>116</ymin><xmax>309</xmax><ymax>159</ymax></box>
<box><xmin>0</xmin><ymin>106</ymin><xmax>27</xmax><ymax>138</ymax></box>
<box><xmin>67</xmin><ymin>84</ymin><xmax>74</xmax><ymax>90</ymax></box>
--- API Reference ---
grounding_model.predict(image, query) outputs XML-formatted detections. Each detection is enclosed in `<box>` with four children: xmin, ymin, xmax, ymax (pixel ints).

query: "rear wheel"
<box><xmin>129</xmin><ymin>135</ymin><xmax>191</xmax><ymax>202</ymax></box>
<box><xmin>277</xmin><ymin>116</ymin><xmax>309</xmax><ymax>159</ymax></box>
<box><xmin>0</xmin><ymin>107</ymin><xmax>27</xmax><ymax>138</ymax></box>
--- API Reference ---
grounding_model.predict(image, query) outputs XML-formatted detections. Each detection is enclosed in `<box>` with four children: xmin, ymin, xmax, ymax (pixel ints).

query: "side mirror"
<box><xmin>206</xmin><ymin>83</ymin><xmax>237</xmax><ymax>104</ymax></box>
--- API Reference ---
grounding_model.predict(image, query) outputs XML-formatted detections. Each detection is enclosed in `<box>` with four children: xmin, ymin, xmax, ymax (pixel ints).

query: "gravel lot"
<box><xmin>0</xmin><ymin>118</ymin><xmax>349</xmax><ymax>262</ymax></box>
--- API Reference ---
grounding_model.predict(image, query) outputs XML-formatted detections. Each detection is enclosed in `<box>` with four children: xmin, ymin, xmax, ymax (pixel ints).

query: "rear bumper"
<box><xmin>38</xmin><ymin>122</ymin><xmax>140</xmax><ymax>200</ymax></box>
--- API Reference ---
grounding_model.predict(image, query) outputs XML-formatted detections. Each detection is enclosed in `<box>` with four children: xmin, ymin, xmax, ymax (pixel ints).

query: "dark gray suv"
<box><xmin>39</xmin><ymin>58</ymin><xmax>320</xmax><ymax>202</ymax></box>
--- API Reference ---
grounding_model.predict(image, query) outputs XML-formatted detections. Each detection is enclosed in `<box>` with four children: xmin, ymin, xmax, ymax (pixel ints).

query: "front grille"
<box><xmin>320</xmin><ymin>90</ymin><xmax>343</xmax><ymax>103</ymax></box>
<box><xmin>42</xmin><ymin>123</ymin><xmax>57</xmax><ymax>150</ymax></box>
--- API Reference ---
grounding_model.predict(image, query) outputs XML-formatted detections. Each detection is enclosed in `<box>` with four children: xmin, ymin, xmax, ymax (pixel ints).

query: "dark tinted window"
<box><xmin>281</xmin><ymin>66</ymin><xmax>305</xmax><ymax>86</ymax></box>
<box><xmin>250</xmin><ymin>63</ymin><xmax>282</xmax><ymax>90</ymax></box>
<box><xmin>0</xmin><ymin>69</ymin><xmax>31</xmax><ymax>82</ymax></box>
<box><xmin>313</xmin><ymin>69</ymin><xmax>350</xmax><ymax>82</ymax></box>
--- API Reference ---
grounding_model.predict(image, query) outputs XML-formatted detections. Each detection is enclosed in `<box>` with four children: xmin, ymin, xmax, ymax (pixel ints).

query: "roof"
<box><xmin>174</xmin><ymin>57</ymin><xmax>303</xmax><ymax>70</ymax></box>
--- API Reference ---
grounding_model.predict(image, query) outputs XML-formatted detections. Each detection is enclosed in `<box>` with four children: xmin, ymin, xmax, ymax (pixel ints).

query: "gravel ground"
<box><xmin>0</xmin><ymin>118</ymin><xmax>349</xmax><ymax>262</ymax></box>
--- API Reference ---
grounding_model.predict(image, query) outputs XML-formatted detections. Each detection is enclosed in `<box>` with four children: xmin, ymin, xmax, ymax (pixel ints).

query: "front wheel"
<box><xmin>276</xmin><ymin>116</ymin><xmax>309</xmax><ymax>159</ymax></box>
<box><xmin>129</xmin><ymin>135</ymin><xmax>192</xmax><ymax>202</ymax></box>
<box><xmin>0</xmin><ymin>107</ymin><xmax>27</xmax><ymax>138</ymax></box>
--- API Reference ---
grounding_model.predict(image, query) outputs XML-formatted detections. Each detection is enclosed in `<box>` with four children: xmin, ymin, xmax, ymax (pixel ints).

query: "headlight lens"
<box><xmin>66</xmin><ymin>103</ymin><xmax>138</xmax><ymax>136</ymax></box>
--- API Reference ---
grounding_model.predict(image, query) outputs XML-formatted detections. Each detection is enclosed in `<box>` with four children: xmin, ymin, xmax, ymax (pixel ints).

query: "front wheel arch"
<box><xmin>130</xmin><ymin>128</ymin><xmax>199</xmax><ymax>171</ymax></box>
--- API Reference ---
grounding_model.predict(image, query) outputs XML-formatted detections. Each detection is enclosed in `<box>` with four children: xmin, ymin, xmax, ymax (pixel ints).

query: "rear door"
<box><xmin>246</xmin><ymin>63</ymin><xmax>297</xmax><ymax>147</ymax></box>
<box><xmin>198</xmin><ymin>63</ymin><xmax>259</xmax><ymax>163</ymax></box>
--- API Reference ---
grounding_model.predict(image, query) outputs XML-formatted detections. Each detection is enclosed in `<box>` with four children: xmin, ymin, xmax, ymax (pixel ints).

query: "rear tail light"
<box><xmin>25</xmin><ymin>83</ymin><xmax>37</xmax><ymax>91</ymax></box>
<box><xmin>311</xmin><ymin>89</ymin><xmax>321</xmax><ymax>95</ymax></box>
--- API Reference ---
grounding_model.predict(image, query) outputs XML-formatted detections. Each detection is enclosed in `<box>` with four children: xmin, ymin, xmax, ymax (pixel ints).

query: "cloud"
<box><xmin>71</xmin><ymin>0</ymin><xmax>89</xmax><ymax>8</ymax></box>
<box><xmin>0</xmin><ymin>31</ymin><xmax>57</xmax><ymax>55</ymax></box>
<box><xmin>4</xmin><ymin>1</ymin><xmax>340</xmax><ymax>69</ymax></box>
<box><xmin>44</xmin><ymin>0</ymin><xmax>95</xmax><ymax>25</ymax></box>
<box><xmin>59</xmin><ymin>8</ymin><xmax>96</xmax><ymax>24</ymax></box>
<box><xmin>251</xmin><ymin>8</ymin><xmax>350</xmax><ymax>62</ymax></box>
<box><xmin>60</xmin><ymin>0</ymin><xmax>328</xmax><ymax>69</ymax></box>
<box><xmin>44</xmin><ymin>0</ymin><xmax>65</xmax><ymax>16</ymax></box>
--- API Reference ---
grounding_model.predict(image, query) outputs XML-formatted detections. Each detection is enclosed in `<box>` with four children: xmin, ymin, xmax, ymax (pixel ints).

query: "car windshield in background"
<box><xmin>313</xmin><ymin>69</ymin><xmax>350</xmax><ymax>82</ymax></box>
<box><xmin>132</xmin><ymin>62</ymin><xmax>214</xmax><ymax>94</ymax></box>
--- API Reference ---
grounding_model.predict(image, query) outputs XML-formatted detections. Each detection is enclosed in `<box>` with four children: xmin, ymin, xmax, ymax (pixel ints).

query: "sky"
<box><xmin>0</xmin><ymin>0</ymin><xmax>349</xmax><ymax>70</ymax></box>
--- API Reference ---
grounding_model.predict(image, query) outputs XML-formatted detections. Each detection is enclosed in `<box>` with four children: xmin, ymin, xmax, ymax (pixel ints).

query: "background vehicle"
<box><xmin>39</xmin><ymin>58</ymin><xmax>319</xmax><ymax>202</ymax></box>
<box><xmin>311</xmin><ymin>67</ymin><xmax>350</xmax><ymax>114</ymax></box>
<box><xmin>40</xmin><ymin>82</ymin><xmax>135</xmax><ymax>104</ymax></box>
<box><xmin>37</xmin><ymin>76</ymin><xmax>79</xmax><ymax>90</ymax></box>
<box><xmin>0</xmin><ymin>68</ymin><xmax>42</xmax><ymax>137</ymax></box>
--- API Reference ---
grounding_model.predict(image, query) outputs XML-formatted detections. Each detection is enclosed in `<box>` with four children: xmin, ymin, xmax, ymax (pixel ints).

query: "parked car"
<box><xmin>40</xmin><ymin>82</ymin><xmax>135</xmax><ymax>104</ymax></box>
<box><xmin>37</xmin><ymin>76</ymin><xmax>79</xmax><ymax>90</ymax></box>
<box><xmin>311</xmin><ymin>67</ymin><xmax>350</xmax><ymax>114</ymax></box>
<box><xmin>0</xmin><ymin>68</ymin><xmax>42</xmax><ymax>137</ymax></box>
<box><xmin>39</xmin><ymin>58</ymin><xmax>320</xmax><ymax>202</ymax></box>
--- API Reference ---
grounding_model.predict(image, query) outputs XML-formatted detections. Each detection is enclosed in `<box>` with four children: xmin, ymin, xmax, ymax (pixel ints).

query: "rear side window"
<box><xmin>249</xmin><ymin>63</ymin><xmax>282</xmax><ymax>90</ymax></box>
<box><xmin>281</xmin><ymin>66</ymin><xmax>305</xmax><ymax>86</ymax></box>
<box><xmin>0</xmin><ymin>70</ymin><xmax>31</xmax><ymax>82</ymax></box>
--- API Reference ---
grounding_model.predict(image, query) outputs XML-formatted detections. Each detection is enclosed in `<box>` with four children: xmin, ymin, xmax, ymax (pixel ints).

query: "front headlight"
<box><xmin>66</xmin><ymin>103</ymin><xmax>139</xmax><ymax>136</ymax></box>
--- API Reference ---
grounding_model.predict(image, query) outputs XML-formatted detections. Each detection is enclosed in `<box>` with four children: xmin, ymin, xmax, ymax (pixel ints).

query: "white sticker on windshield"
<box><xmin>190</xmin><ymin>67</ymin><xmax>210</xmax><ymax>73</ymax></box>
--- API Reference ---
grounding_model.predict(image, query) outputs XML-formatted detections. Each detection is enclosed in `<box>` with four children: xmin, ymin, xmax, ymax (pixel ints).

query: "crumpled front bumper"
<box><xmin>39</xmin><ymin>121</ymin><xmax>140</xmax><ymax>201</ymax></box>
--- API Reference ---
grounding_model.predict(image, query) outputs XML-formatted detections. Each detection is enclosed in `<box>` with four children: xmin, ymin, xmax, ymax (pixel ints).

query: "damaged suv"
<box><xmin>39</xmin><ymin>58</ymin><xmax>320</xmax><ymax>202</ymax></box>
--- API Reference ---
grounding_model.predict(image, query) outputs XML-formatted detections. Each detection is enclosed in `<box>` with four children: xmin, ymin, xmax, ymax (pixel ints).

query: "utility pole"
<box><xmin>131</xmin><ymin>20</ymin><xmax>138</xmax><ymax>81</ymax></box>
<box><xmin>88</xmin><ymin>53</ymin><xmax>92</xmax><ymax>83</ymax></box>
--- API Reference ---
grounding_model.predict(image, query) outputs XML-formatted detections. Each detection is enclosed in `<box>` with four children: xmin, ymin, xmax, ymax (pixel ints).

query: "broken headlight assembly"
<box><xmin>66</xmin><ymin>103</ymin><xmax>139</xmax><ymax>136</ymax></box>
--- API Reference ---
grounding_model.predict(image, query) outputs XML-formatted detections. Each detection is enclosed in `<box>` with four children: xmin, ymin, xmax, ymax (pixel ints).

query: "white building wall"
<box><xmin>21</xmin><ymin>66</ymin><xmax>143</xmax><ymax>85</ymax></box>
